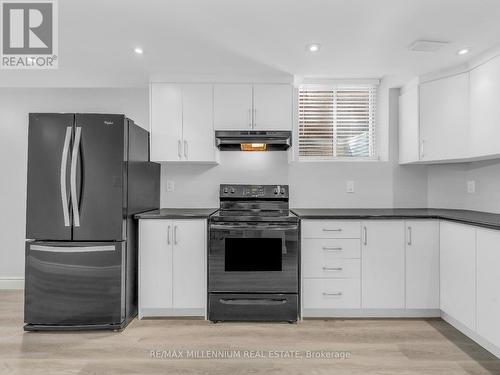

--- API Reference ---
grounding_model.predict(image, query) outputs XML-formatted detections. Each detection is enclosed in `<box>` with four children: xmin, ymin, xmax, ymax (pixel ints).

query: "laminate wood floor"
<box><xmin>1</xmin><ymin>290</ymin><xmax>499</xmax><ymax>375</ymax></box>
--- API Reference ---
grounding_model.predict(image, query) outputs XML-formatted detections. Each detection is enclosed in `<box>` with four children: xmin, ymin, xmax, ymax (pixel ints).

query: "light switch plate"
<box><xmin>166</xmin><ymin>180</ymin><xmax>175</xmax><ymax>192</ymax></box>
<box><xmin>467</xmin><ymin>180</ymin><xmax>475</xmax><ymax>194</ymax></box>
<box><xmin>346</xmin><ymin>180</ymin><xmax>355</xmax><ymax>193</ymax></box>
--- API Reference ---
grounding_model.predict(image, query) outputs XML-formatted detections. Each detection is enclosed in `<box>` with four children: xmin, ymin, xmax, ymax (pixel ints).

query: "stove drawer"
<box><xmin>303</xmin><ymin>279</ymin><xmax>361</xmax><ymax>309</ymax></box>
<box><xmin>209</xmin><ymin>293</ymin><xmax>298</xmax><ymax>322</ymax></box>
<box><xmin>302</xmin><ymin>220</ymin><xmax>361</xmax><ymax>239</ymax></box>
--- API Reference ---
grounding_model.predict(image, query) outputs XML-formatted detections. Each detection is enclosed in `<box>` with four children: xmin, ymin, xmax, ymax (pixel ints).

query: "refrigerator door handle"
<box><xmin>71</xmin><ymin>126</ymin><xmax>82</xmax><ymax>227</ymax></box>
<box><xmin>30</xmin><ymin>244</ymin><xmax>115</xmax><ymax>253</ymax></box>
<box><xmin>60</xmin><ymin>126</ymin><xmax>72</xmax><ymax>227</ymax></box>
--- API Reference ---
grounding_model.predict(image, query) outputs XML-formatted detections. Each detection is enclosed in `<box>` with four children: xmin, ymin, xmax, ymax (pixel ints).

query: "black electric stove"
<box><xmin>208</xmin><ymin>184</ymin><xmax>299</xmax><ymax>323</ymax></box>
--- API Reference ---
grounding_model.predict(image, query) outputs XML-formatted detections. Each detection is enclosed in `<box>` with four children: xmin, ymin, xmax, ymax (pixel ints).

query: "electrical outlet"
<box><xmin>346</xmin><ymin>180</ymin><xmax>355</xmax><ymax>193</ymax></box>
<box><xmin>467</xmin><ymin>180</ymin><xmax>475</xmax><ymax>194</ymax></box>
<box><xmin>166</xmin><ymin>180</ymin><xmax>175</xmax><ymax>192</ymax></box>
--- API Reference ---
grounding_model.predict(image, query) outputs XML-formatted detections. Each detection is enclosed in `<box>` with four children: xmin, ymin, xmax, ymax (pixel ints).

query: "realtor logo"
<box><xmin>1</xmin><ymin>0</ymin><xmax>58</xmax><ymax>69</ymax></box>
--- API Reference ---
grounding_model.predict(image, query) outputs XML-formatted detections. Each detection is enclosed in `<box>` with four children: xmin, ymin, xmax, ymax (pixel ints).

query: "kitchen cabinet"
<box><xmin>214</xmin><ymin>83</ymin><xmax>292</xmax><ymax>131</ymax></box>
<box><xmin>476</xmin><ymin>228</ymin><xmax>500</xmax><ymax>349</ymax></box>
<box><xmin>398</xmin><ymin>86</ymin><xmax>420</xmax><ymax>164</ymax></box>
<box><xmin>138</xmin><ymin>219</ymin><xmax>206</xmax><ymax>317</ymax></box>
<box><xmin>418</xmin><ymin>73</ymin><xmax>469</xmax><ymax>161</ymax></box>
<box><xmin>440</xmin><ymin>221</ymin><xmax>476</xmax><ymax>331</ymax></box>
<box><xmin>150</xmin><ymin>83</ymin><xmax>215</xmax><ymax>162</ymax></box>
<box><xmin>405</xmin><ymin>220</ymin><xmax>440</xmax><ymax>309</ymax></box>
<box><xmin>253</xmin><ymin>84</ymin><xmax>292</xmax><ymax>130</ymax></box>
<box><xmin>361</xmin><ymin>220</ymin><xmax>405</xmax><ymax>309</ymax></box>
<box><xmin>470</xmin><ymin>55</ymin><xmax>500</xmax><ymax>158</ymax></box>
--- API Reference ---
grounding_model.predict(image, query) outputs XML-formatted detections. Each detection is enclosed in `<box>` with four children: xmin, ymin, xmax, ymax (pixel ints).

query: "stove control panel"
<box><xmin>220</xmin><ymin>184</ymin><xmax>288</xmax><ymax>199</ymax></box>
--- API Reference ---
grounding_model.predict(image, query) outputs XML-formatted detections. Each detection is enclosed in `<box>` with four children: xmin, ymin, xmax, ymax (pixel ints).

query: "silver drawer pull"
<box><xmin>323</xmin><ymin>292</ymin><xmax>343</xmax><ymax>297</ymax></box>
<box><xmin>323</xmin><ymin>228</ymin><xmax>342</xmax><ymax>232</ymax></box>
<box><xmin>323</xmin><ymin>247</ymin><xmax>343</xmax><ymax>251</ymax></box>
<box><xmin>323</xmin><ymin>267</ymin><xmax>343</xmax><ymax>271</ymax></box>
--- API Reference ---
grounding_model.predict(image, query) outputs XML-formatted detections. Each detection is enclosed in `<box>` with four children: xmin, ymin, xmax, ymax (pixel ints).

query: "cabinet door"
<box><xmin>405</xmin><ymin>220</ymin><xmax>440</xmax><ymax>309</ymax></box>
<box><xmin>476</xmin><ymin>228</ymin><xmax>500</xmax><ymax>348</ymax></box>
<box><xmin>213</xmin><ymin>84</ymin><xmax>253</xmax><ymax>130</ymax></box>
<box><xmin>361</xmin><ymin>221</ymin><xmax>405</xmax><ymax>309</ymax></box>
<box><xmin>172</xmin><ymin>220</ymin><xmax>206</xmax><ymax>309</ymax></box>
<box><xmin>419</xmin><ymin>73</ymin><xmax>469</xmax><ymax>161</ymax></box>
<box><xmin>150</xmin><ymin>84</ymin><xmax>183</xmax><ymax>161</ymax></box>
<box><xmin>470</xmin><ymin>56</ymin><xmax>500</xmax><ymax>158</ymax></box>
<box><xmin>440</xmin><ymin>221</ymin><xmax>476</xmax><ymax>331</ymax></box>
<box><xmin>139</xmin><ymin>220</ymin><xmax>173</xmax><ymax>309</ymax></box>
<box><xmin>182</xmin><ymin>84</ymin><xmax>215</xmax><ymax>162</ymax></box>
<box><xmin>253</xmin><ymin>84</ymin><xmax>293</xmax><ymax>130</ymax></box>
<box><xmin>398</xmin><ymin>87</ymin><xmax>420</xmax><ymax>163</ymax></box>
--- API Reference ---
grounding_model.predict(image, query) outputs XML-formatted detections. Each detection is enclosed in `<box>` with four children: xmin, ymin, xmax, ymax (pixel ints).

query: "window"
<box><xmin>298</xmin><ymin>85</ymin><xmax>377</xmax><ymax>160</ymax></box>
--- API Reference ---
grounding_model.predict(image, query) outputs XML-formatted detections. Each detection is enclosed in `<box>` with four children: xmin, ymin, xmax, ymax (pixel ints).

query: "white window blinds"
<box><xmin>298</xmin><ymin>85</ymin><xmax>377</xmax><ymax>159</ymax></box>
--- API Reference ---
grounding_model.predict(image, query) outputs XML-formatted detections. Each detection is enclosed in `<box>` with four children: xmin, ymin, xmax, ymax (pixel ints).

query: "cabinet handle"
<box><xmin>184</xmin><ymin>140</ymin><xmax>188</xmax><ymax>159</ymax></box>
<box><xmin>167</xmin><ymin>225</ymin><xmax>171</xmax><ymax>245</ymax></box>
<box><xmin>407</xmin><ymin>226</ymin><xmax>412</xmax><ymax>246</ymax></box>
<box><xmin>322</xmin><ymin>247</ymin><xmax>343</xmax><ymax>251</ymax></box>
<box><xmin>174</xmin><ymin>225</ymin><xmax>178</xmax><ymax>244</ymax></box>
<box><xmin>322</xmin><ymin>267</ymin><xmax>343</xmax><ymax>271</ymax></box>
<box><xmin>420</xmin><ymin>140</ymin><xmax>425</xmax><ymax>159</ymax></box>
<box><xmin>177</xmin><ymin>140</ymin><xmax>182</xmax><ymax>159</ymax></box>
<box><xmin>322</xmin><ymin>228</ymin><xmax>342</xmax><ymax>232</ymax></box>
<box><xmin>323</xmin><ymin>292</ymin><xmax>343</xmax><ymax>297</ymax></box>
<box><xmin>248</xmin><ymin>109</ymin><xmax>252</xmax><ymax>129</ymax></box>
<box><xmin>254</xmin><ymin>108</ymin><xmax>257</xmax><ymax>128</ymax></box>
<box><xmin>363</xmin><ymin>226</ymin><xmax>367</xmax><ymax>245</ymax></box>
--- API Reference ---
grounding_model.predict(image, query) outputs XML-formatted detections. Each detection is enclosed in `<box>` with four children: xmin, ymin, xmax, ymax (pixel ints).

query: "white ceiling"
<box><xmin>1</xmin><ymin>0</ymin><xmax>500</xmax><ymax>87</ymax></box>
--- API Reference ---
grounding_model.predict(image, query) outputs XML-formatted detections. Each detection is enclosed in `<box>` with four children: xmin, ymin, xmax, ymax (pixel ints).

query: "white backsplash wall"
<box><xmin>428</xmin><ymin>160</ymin><xmax>500</xmax><ymax>213</ymax></box>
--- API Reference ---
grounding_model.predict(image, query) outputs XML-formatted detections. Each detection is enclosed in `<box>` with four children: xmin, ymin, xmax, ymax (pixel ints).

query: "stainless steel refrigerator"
<box><xmin>24</xmin><ymin>113</ymin><xmax>160</xmax><ymax>331</ymax></box>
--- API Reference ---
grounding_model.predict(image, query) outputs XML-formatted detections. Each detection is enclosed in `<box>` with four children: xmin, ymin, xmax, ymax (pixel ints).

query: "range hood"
<box><xmin>215</xmin><ymin>130</ymin><xmax>292</xmax><ymax>151</ymax></box>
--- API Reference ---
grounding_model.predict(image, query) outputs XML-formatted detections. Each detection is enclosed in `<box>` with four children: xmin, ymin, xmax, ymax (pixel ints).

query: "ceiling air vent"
<box><xmin>409</xmin><ymin>40</ymin><xmax>449</xmax><ymax>52</ymax></box>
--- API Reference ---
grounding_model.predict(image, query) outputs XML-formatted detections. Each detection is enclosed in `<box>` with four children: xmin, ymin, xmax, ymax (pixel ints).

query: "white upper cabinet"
<box><xmin>151</xmin><ymin>84</ymin><xmax>183</xmax><ymax>162</ymax></box>
<box><xmin>253</xmin><ymin>84</ymin><xmax>292</xmax><ymax>130</ymax></box>
<box><xmin>405</xmin><ymin>220</ymin><xmax>440</xmax><ymax>309</ymax></box>
<box><xmin>398</xmin><ymin>86</ymin><xmax>420</xmax><ymax>164</ymax></box>
<box><xmin>214</xmin><ymin>84</ymin><xmax>293</xmax><ymax>131</ymax></box>
<box><xmin>476</xmin><ymin>228</ymin><xmax>500</xmax><ymax>349</ymax></box>
<box><xmin>182</xmin><ymin>84</ymin><xmax>215</xmax><ymax>162</ymax></box>
<box><xmin>440</xmin><ymin>221</ymin><xmax>476</xmax><ymax>331</ymax></box>
<box><xmin>470</xmin><ymin>56</ymin><xmax>500</xmax><ymax>158</ymax></box>
<box><xmin>213</xmin><ymin>84</ymin><xmax>253</xmax><ymax>130</ymax></box>
<box><xmin>150</xmin><ymin>83</ymin><xmax>216</xmax><ymax>163</ymax></box>
<box><xmin>419</xmin><ymin>73</ymin><xmax>469</xmax><ymax>162</ymax></box>
<box><xmin>361</xmin><ymin>220</ymin><xmax>405</xmax><ymax>309</ymax></box>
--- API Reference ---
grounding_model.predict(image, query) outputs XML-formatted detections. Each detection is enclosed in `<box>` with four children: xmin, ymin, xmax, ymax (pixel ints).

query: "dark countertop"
<box><xmin>135</xmin><ymin>208</ymin><xmax>218</xmax><ymax>219</ymax></box>
<box><xmin>291</xmin><ymin>208</ymin><xmax>500</xmax><ymax>230</ymax></box>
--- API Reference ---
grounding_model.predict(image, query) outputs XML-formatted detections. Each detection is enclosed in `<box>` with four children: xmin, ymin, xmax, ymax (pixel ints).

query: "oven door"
<box><xmin>209</xmin><ymin>221</ymin><xmax>299</xmax><ymax>293</ymax></box>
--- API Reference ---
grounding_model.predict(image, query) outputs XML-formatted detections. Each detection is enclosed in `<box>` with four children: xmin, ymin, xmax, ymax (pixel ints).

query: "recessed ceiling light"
<box><xmin>307</xmin><ymin>43</ymin><xmax>321</xmax><ymax>52</ymax></box>
<box><xmin>134</xmin><ymin>47</ymin><xmax>143</xmax><ymax>55</ymax></box>
<box><xmin>457</xmin><ymin>48</ymin><xmax>470</xmax><ymax>56</ymax></box>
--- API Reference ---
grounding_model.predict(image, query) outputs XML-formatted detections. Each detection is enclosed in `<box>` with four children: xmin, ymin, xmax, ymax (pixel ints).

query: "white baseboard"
<box><xmin>139</xmin><ymin>308</ymin><xmax>206</xmax><ymax>319</ymax></box>
<box><xmin>441</xmin><ymin>311</ymin><xmax>500</xmax><ymax>359</ymax></box>
<box><xmin>0</xmin><ymin>278</ymin><xmax>24</xmax><ymax>289</ymax></box>
<box><xmin>302</xmin><ymin>308</ymin><xmax>441</xmax><ymax>318</ymax></box>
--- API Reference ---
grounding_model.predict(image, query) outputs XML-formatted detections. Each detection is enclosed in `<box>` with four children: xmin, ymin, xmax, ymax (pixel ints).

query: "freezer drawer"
<box><xmin>209</xmin><ymin>293</ymin><xmax>298</xmax><ymax>322</ymax></box>
<box><xmin>25</xmin><ymin>241</ymin><xmax>125</xmax><ymax>327</ymax></box>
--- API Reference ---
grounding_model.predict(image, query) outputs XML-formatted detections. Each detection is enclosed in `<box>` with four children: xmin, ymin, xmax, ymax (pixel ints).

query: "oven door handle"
<box><xmin>219</xmin><ymin>298</ymin><xmax>288</xmax><ymax>306</ymax></box>
<box><xmin>210</xmin><ymin>223</ymin><xmax>298</xmax><ymax>231</ymax></box>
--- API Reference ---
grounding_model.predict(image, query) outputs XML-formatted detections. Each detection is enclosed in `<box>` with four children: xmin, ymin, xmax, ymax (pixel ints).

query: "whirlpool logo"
<box><xmin>1</xmin><ymin>0</ymin><xmax>58</xmax><ymax>69</ymax></box>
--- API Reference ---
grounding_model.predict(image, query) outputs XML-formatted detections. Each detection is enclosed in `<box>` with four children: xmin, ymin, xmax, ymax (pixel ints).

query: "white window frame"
<box><xmin>295</xmin><ymin>81</ymin><xmax>380</xmax><ymax>162</ymax></box>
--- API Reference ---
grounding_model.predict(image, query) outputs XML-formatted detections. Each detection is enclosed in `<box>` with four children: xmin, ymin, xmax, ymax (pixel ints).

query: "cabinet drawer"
<box><xmin>302</xmin><ymin>238</ymin><xmax>361</xmax><ymax>259</ymax></box>
<box><xmin>303</xmin><ymin>279</ymin><xmax>361</xmax><ymax>309</ymax></box>
<box><xmin>302</xmin><ymin>220</ymin><xmax>361</xmax><ymax>239</ymax></box>
<box><xmin>303</xmin><ymin>258</ymin><xmax>360</xmax><ymax>278</ymax></box>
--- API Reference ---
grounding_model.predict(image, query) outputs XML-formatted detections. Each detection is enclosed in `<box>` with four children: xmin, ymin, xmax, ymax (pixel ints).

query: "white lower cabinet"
<box><xmin>303</xmin><ymin>279</ymin><xmax>361</xmax><ymax>309</ymax></box>
<box><xmin>440</xmin><ymin>221</ymin><xmax>476</xmax><ymax>331</ymax></box>
<box><xmin>138</xmin><ymin>219</ymin><xmax>206</xmax><ymax>317</ymax></box>
<box><xmin>405</xmin><ymin>220</ymin><xmax>440</xmax><ymax>309</ymax></box>
<box><xmin>361</xmin><ymin>220</ymin><xmax>405</xmax><ymax>309</ymax></box>
<box><xmin>476</xmin><ymin>228</ymin><xmax>500</xmax><ymax>349</ymax></box>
